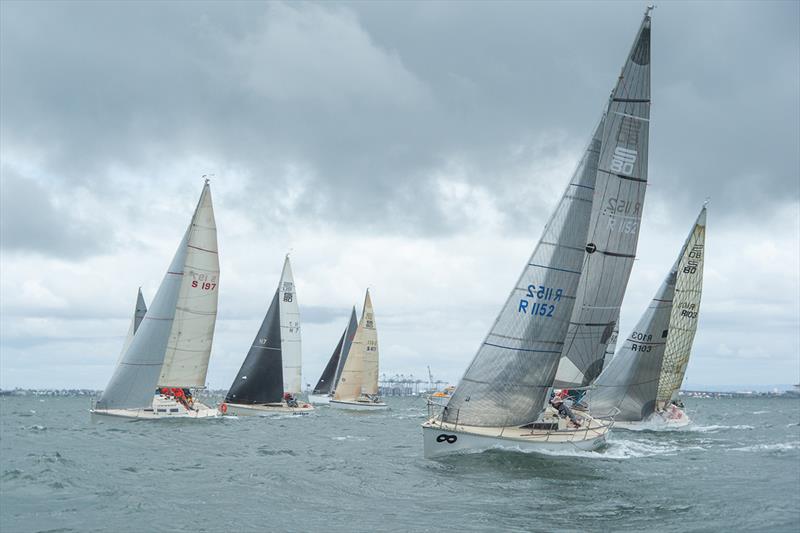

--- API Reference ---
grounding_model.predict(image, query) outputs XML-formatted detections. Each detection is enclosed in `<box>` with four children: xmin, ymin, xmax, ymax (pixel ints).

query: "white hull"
<box><xmin>613</xmin><ymin>407</ymin><xmax>692</xmax><ymax>430</ymax></box>
<box><xmin>91</xmin><ymin>397</ymin><xmax>218</xmax><ymax>420</ymax></box>
<box><xmin>308</xmin><ymin>394</ymin><xmax>332</xmax><ymax>405</ymax></box>
<box><xmin>330</xmin><ymin>399</ymin><xmax>388</xmax><ymax>411</ymax></box>
<box><xmin>221</xmin><ymin>401</ymin><xmax>314</xmax><ymax>416</ymax></box>
<box><xmin>422</xmin><ymin>411</ymin><xmax>610</xmax><ymax>459</ymax></box>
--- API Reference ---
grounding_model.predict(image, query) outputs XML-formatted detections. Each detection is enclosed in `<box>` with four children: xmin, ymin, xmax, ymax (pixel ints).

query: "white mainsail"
<box><xmin>656</xmin><ymin>207</ymin><xmax>706</xmax><ymax>409</ymax></box>
<box><xmin>554</xmin><ymin>13</ymin><xmax>652</xmax><ymax>389</ymax></box>
<box><xmin>98</xmin><ymin>182</ymin><xmax>217</xmax><ymax>410</ymax></box>
<box><xmin>333</xmin><ymin>290</ymin><xmax>379</xmax><ymax>401</ymax></box>
<box><xmin>279</xmin><ymin>256</ymin><xmax>302</xmax><ymax>394</ymax></box>
<box><xmin>157</xmin><ymin>183</ymin><xmax>220</xmax><ymax>388</ymax></box>
<box><xmin>588</xmin><ymin>206</ymin><xmax>707</xmax><ymax>420</ymax></box>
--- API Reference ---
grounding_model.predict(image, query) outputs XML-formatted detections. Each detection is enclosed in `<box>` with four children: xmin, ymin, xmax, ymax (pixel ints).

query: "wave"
<box><xmin>331</xmin><ymin>435</ymin><xmax>367</xmax><ymax>441</ymax></box>
<box><xmin>730</xmin><ymin>442</ymin><xmax>800</xmax><ymax>453</ymax></box>
<box><xmin>685</xmin><ymin>424</ymin><xmax>755</xmax><ymax>433</ymax></box>
<box><xmin>469</xmin><ymin>438</ymin><xmax>703</xmax><ymax>460</ymax></box>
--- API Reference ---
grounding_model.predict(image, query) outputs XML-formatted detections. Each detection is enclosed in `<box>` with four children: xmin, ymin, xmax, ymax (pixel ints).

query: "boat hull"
<box><xmin>308</xmin><ymin>394</ymin><xmax>332</xmax><ymax>405</ymax></box>
<box><xmin>221</xmin><ymin>401</ymin><xmax>314</xmax><ymax>416</ymax></box>
<box><xmin>613</xmin><ymin>407</ymin><xmax>692</xmax><ymax>430</ymax></box>
<box><xmin>91</xmin><ymin>398</ymin><xmax>219</xmax><ymax>420</ymax></box>
<box><xmin>421</xmin><ymin>414</ymin><xmax>610</xmax><ymax>459</ymax></box>
<box><xmin>330</xmin><ymin>399</ymin><xmax>388</xmax><ymax>411</ymax></box>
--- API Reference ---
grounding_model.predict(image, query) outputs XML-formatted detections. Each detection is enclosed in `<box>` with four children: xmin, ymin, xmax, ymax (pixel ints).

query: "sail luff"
<box><xmin>554</xmin><ymin>12</ymin><xmax>652</xmax><ymax>389</ymax></box>
<box><xmin>442</xmin><ymin>114</ymin><xmax>606</xmax><ymax>427</ymax></box>
<box><xmin>225</xmin><ymin>289</ymin><xmax>284</xmax><ymax>404</ymax></box>
<box><xmin>279</xmin><ymin>256</ymin><xmax>302</xmax><ymax>394</ymax></box>
<box><xmin>158</xmin><ymin>183</ymin><xmax>220</xmax><ymax>388</ymax></box>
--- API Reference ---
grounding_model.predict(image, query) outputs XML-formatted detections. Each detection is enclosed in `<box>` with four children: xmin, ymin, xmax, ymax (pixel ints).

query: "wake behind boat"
<box><xmin>221</xmin><ymin>256</ymin><xmax>314</xmax><ymax>416</ymax></box>
<box><xmin>92</xmin><ymin>180</ymin><xmax>220</xmax><ymax>420</ymax></box>
<box><xmin>330</xmin><ymin>290</ymin><xmax>388</xmax><ymax>411</ymax></box>
<box><xmin>423</xmin><ymin>9</ymin><xmax>653</xmax><ymax>458</ymax></box>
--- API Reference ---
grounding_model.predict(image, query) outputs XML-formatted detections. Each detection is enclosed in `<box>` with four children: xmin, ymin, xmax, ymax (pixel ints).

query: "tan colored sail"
<box><xmin>334</xmin><ymin>290</ymin><xmax>379</xmax><ymax>400</ymax></box>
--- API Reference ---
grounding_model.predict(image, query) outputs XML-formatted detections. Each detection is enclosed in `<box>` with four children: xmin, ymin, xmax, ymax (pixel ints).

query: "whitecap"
<box><xmin>730</xmin><ymin>442</ymin><xmax>799</xmax><ymax>453</ymax></box>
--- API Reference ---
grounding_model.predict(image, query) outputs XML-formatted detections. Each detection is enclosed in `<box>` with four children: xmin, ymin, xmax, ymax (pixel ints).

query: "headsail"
<box><xmin>115</xmin><ymin>288</ymin><xmax>148</xmax><ymax>366</ymax></box>
<box><xmin>279</xmin><ymin>256</ymin><xmax>302</xmax><ymax>394</ymax></box>
<box><xmin>442</xmin><ymin>116</ymin><xmax>605</xmax><ymax>427</ymax></box>
<box><xmin>554</xmin><ymin>12</ymin><xmax>652</xmax><ymax>389</ymax></box>
<box><xmin>656</xmin><ymin>207</ymin><xmax>706</xmax><ymax>409</ymax></box>
<box><xmin>98</xmin><ymin>183</ymin><xmax>215</xmax><ymax>409</ymax></box>
<box><xmin>588</xmin><ymin>206</ymin><xmax>706</xmax><ymax>420</ymax></box>
<box><xmin>158</xmin><ymin>183</ymin><xmax>220</xmax><ymax>388</ymax></box>
<box><xmin>334</xmin><ymin>291</ymin><xmax>379</xmax><ymax>401</ymax></box>
<box><xmin>225</xmin><ymin>290</ymin><xmax>284</xmax><ymax>404</ymax></box>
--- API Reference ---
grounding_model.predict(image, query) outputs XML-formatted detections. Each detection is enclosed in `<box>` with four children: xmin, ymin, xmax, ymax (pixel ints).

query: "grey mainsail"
<box><xmin>313</xmin><ymin>328</ymin><xmax>345</xmax><ymax>395</ymax></box>
<box><xmin>332</xmin><ymin>306</ymin><xmax>358</xmax><ymax>392</ymax></box>
<box><xmin>98</xmin><ymin>183</ymin><xmax>216</xmax><ymax>410</ymax></box>
<box><xmin>442</xmin><ymin>116</ymin><xmax>605</xmax><ymax>427</ymax></box>
<box><xmin>225</xmin><ymin>290</ymin><xmax>284</xmax><ymax>404</ymax></box>
<box><xmin>554</xmin><ymin>12</ymin><xmax>652</xmax><ymax>389</ymax></box>
<box><xmin>133</xmin><ymin>288</ymin><xmax>147</xmax><ymax>334</ymax></box>
<box><xmin>588</xmin><ymin>206</ymin><xmax>706</xmax><ymax>420</ymax></box>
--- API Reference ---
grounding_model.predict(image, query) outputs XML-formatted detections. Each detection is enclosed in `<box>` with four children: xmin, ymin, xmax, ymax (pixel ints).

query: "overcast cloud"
<box><xmin>1</xmin><ymin>1</ymin><xmax>798</xmax><ymax>390</ymax></box>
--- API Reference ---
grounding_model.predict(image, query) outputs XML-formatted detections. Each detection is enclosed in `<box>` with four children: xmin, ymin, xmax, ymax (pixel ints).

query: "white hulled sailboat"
<box><xmin>587</xmin><ymin>206</ymin><xmax>707</xmax><ymax>429</ymax></box>
<box><xmin>423</xmin><ymin>9</ymin><xmax>653</xmax><ymax>458</ymax></box>
<box><xmin>309</xmin><ymin>307</ymin><xmax>358</xmax><ymax>405</ymax></box>
<box><xmin>221</xmin><ymin>256</ymin><xmax>314</xmax><ymax>415</ymax></box>
<box><xmin>330</xmin><ymin>290</ymin><xmax>387</xmax><ymax>410</ymax></box>
<box><xmin>92</xmin><ymin>180</ymin><xmax>220</xmax><ymax>419</ymax></box>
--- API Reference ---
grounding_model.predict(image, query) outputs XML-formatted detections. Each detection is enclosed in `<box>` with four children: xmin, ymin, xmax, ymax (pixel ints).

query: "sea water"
<box><xmin>1</xmin><ymin>396</ymin><xmax>798</xmax><ymax>532</ymax></box>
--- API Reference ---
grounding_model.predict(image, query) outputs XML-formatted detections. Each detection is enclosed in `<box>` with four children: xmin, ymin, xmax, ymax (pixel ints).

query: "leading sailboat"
<box><xmin>423</xmin><ymin>9</ymin><xmax>652</xmax><ymax>458</ymax></box>
<box><xmin>92</xmin><ymin>180</ymin><xmax>220</xmax><ymax>419</ymax></box>
<box><xmin>221</xmin><ymin>256</ymin><xmax>314</xmax><ymax>415</ymax></box>
<box><xmin>587</xmin><ymin>205</ymin><xmax>707</xmax><ymax>429</ymax></box>
<box><xmin>330</xmin><ymin>290</ymin><xmax>387</xmax><ymax>410</ymax></box>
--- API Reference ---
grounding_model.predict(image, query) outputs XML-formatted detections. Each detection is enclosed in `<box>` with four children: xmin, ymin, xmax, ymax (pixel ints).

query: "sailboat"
<box><xmin>329</xmin><ymin>290</ymin><xmax>388</xmax><ymax>410</ymax></box>
<box><xmin>221</xmin><ymin>256</ymin><xmax>314</xmax><ymax>415</ymax></box>
<box><xmin>423</xmin><ymin>9</ymin><xmax>652</xmax><ymax>458</ymax></box>
<box><xmin>309</xmin><ymin>307</ymin><xmax>358</xmax><ymax>405</ymax></box>
<box><xmin>587</xmin><ymin>205</ymin><xmax>707</xmax><ymax>429</ymax></box>
<box><xmin>92</xmin><ymin>180</ymin><xmax>220</xmax><ymax>419</ymax></box>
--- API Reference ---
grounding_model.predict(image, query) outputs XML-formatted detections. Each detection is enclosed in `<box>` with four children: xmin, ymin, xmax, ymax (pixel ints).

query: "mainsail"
<box><xmin>334</xmin><ymin>291</ymin><xmax>379</xmax><ymax>401</ymax></box>
<box><xmin>588</xmin><ymin>206</ymin><xmax>707</xmax><ymax>420</ymax></box>
<box><xmin>225</xmin><ymin>291</ymin><xmax>284</xmax><ymax>404</ymax></box>
<box><xmin>313</xmin><ymin>306</ymin><xmax>358</xmax><ymax>395</ymax></box>
<box><xmin>656</xmin><ymin>207</ymin><xmax>706</xmax><ymax>409</ymax></box>
<box><xmin>554</xmin><ymin>12</ymin><xmax>652</xmax><ymax>389</ymax></box>
<box><xmin>279</xmin><ymin>256</ymin><xmax>302</xmax><ymax>394</ymax></box>
<box><xmin>157</xmin><ymin>184</ymin><xmax>220</xmax><ymax>388</ymax></box>
<box><xmin>98</xmin><ymin>182</ymin><xmax>218</xmax><ymax>410</ymax></box>
<box><xmin>442</xmin><ymin>116</ymin><xmax>605</xmax><ymax>427</ymax></box>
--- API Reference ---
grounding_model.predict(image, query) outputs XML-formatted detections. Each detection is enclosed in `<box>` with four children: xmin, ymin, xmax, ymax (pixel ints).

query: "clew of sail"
<box><xmin>334</xmin><ymin>291</ymin><xmax>379</xmax><ymax>401</ymax></box>
<box><xmin>442</xmin><ymin>116</ymin><xmax>605</xmax><ymax>427</ymax></box>
<box><xmin>554</xmin><ymin>12</ymin><xmax>652</xmax><ymax>389</ymax></box>
<box><xmin>588</xmin><ymin>206</ymin><xmax>706</xmax><ymax>421</ymax></box>
<box><xmin>279</xmin><ymin>256</ymin><xmax>302</xmax><ymax>394</ymax></box>
<box><xmin>98</xmin><ymin>183</ymin><xmax>214</xmax><ymax>410</ymax></box>
<box><xmin>656</xmin><ymin>207</ymin><xmax>706</xmax><ymax>409</ymax></box>
<box><xmin>225</xmin><ymin>290</ymin><xmax>284</xmax><ymax>404</ymax></box>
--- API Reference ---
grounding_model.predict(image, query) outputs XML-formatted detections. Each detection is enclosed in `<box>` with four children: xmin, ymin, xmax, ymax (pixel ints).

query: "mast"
<box><xmin>98</xmin><ymin>182</ymin><xmax>215</xmax><ymax>410</ymax></box>
<box><xmin>554</xmin><ymin>10</ymin><xmax>652</xmax><ymax>389</ymax></box>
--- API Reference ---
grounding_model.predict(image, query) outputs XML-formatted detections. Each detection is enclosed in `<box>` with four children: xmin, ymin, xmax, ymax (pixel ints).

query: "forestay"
<box><xmin>279</xmin><ymin>256</ymin><xmax>302</xmax><ymax>394</ymax></box>
<box><xmin>442</xmin><ymin>117</ymin><xmax>605</xmax><ymax>427</ymax></box>
<box><xmin>554</xmin><ymin>12</ymin><xmax>652</xmax><ymax>389</ymax></box>
<box><xmin>225</xmin><ymin>291</ymin><xmax>284</xmax><ymax>404</ymax></box>
<box><xmin>158</xmin><ymin>184</ymin><xmax>220</xmax><ymax>388</ymax></box>
<box><xmin>656</xmin><ymin>207</ymin><xmax>706</xmax><ymax>409</ymax></box>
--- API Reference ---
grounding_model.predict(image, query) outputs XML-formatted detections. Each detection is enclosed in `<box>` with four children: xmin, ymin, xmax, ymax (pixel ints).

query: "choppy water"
<box><xmin>1</xmin><ymin>396</ymin><xmax>798</xmax><ymax>532</ymax></box>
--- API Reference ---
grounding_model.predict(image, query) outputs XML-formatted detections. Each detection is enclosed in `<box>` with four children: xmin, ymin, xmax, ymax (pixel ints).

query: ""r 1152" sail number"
<box><xmin>518</xmin><ymin>284</ymin><xmax>563</xmax><ymax>318</ymax></box>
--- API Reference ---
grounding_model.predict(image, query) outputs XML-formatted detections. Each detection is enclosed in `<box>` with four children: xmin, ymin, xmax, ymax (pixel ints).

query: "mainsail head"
<box><xmin>279</xmin><ymin>255</ymin><xmax>303</xmax><ymax>394</ymax></box>
<box><xmin>554</xmin><ymin>11</ymin><xmax>652</xmax><ymax>389</ymax></box>
<box><xmin>98</xmin><ymin>182</ymin><xmax>216</xmax><ymax>410</ymax></box>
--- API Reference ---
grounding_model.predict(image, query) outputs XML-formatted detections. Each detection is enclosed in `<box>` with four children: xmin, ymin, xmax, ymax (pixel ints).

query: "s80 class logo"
<box><xmin>436</xmin><ymin>434</ymin><xmax>458</xmax><ymax>444</ymax></box>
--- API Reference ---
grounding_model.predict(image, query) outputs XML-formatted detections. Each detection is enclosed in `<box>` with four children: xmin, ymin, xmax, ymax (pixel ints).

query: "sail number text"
<box><xmin>518</xmin><ymin>284</ymin><xmax>563</xmax><ymax>318</ymax></box>
<box><xmin>190</xmin><ymin>273</ymin><xmax>218</xmax><ymax>291</ymax></box>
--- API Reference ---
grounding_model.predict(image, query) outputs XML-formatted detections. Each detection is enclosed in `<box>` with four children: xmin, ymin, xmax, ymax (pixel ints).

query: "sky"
<box><xmin>1</xmin><ymin>1</ymin><xmax>798</xmax><ymax>390</ymax></box>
